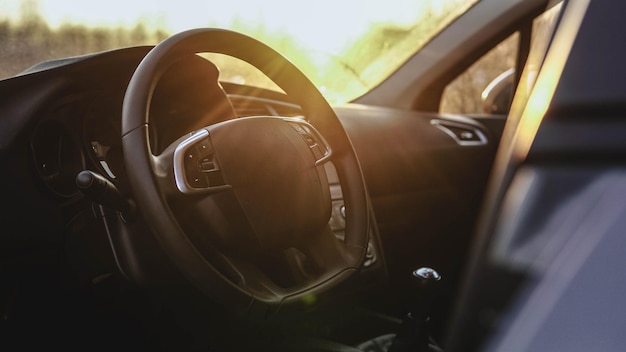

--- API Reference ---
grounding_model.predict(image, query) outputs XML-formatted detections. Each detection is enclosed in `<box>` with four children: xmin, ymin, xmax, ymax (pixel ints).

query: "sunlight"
<box><xmin>514</xmin><ymin>0</ymin><xmax>591</xmax><ymax>159</ymax></box>
<box><xmin>14</xmin><ymin>0</ymin><xmax>432</xmax><ymax>54</ymax></box>
<box><xmin>0</xmin><ymin>0</ymin><xmax>478</xmax><ymax>103</ymax></box>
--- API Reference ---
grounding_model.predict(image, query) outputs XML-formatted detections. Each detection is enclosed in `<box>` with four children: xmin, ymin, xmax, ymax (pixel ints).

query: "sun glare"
<box><xmin>2</xmin><ymin>0</ymin><xmax>442</xmax><ymax>54</ymax></box>
<box><xmin>0</xmin><ymin>0</ymin><xmax>477</xmax><ymax>103</ymax></box>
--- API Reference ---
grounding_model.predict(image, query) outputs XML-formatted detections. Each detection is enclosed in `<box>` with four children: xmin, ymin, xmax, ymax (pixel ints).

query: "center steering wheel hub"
<box><xmin>174</xmin><ymin>117</ymin><xmax>333</xmax><ymax>253</ymax></box>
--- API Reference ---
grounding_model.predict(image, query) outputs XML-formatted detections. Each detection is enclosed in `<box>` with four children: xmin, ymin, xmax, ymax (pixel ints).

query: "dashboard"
<box><xmin>1</xmin><ymin>45</ymin><xmax>497</xmax><ymax>332</ymax></box>
<box><xmin>18</xmin><ymin>47</ymin><xmax>385</xmax><ymax>288</ymax></box>
<box><xmin>27</xmin><ymin>52</ymin><xmax>305</xmax><ymax>198</ymax></box>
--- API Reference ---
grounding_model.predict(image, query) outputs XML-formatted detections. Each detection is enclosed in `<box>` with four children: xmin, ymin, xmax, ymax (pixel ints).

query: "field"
<box><xmin>0</xmin><ymin>1</ymin><xmax>511</xmax><ymax>111</ymax></box>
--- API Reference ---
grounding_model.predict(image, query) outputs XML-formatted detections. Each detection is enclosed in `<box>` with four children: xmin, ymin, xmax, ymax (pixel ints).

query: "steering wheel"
<box><xmin>121</xmin><ymin>29</ymin><xmax>370</xmax><ymax>318</ymax></box>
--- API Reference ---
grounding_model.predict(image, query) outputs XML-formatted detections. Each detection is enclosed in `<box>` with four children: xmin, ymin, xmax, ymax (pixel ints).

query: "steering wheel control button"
<box><xmin>174</xmin><ymin>129</ymin><xmax>229</xmax><ymax>193</ymax></box>
<box><xmin>311</xmin><ymin>145</ymin><xmax>324</xmax><ymax>160</ymax></box>
<box><xmin>188</xmin><ymin>174</ymin><xmax>208</xmax><ymax>188</ymax></box>
<box><xmin>286</xmin><ymin>119</ymin><xmax>332</xmax><ymax>165</ymax></box>
<box><xmin>302</xmin><ymin>134</ymin><xmax>317</xmax><ymax>147</ymax></box>
<box><xmin>185</xmin><ymin>161</ymin><xmax>208</xmax><ymax>188</ymax></box>
<box><xmin>205</xmin><ymin>170</ymin><xmax>225</xmax><ymax>187</ymax></box>
<box><xmin>196</xmin><ymin>138</ymin><xmax>213</xmax><ymax>156</ymax></box>
<box><xmin>182</xmin><ymin>146</ymin><xmax>209</xmax><ymax>188</ymax></box>
<box><xmin>198</xmin><ymin>156</ymin><xmax>216</xmax><ymax>172</ymax></box>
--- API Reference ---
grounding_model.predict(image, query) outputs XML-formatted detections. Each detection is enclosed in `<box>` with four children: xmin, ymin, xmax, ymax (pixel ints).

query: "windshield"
<box><xmin>0</xmin><ymin>0</ymin><xmax>478</xmax><ymax>104</ymax></box>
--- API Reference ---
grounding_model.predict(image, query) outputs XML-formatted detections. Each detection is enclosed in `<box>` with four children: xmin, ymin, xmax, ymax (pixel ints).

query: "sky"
<box><xmin>0</xmin><ymin>0</ymin><xmax>453</xmax><ymax>52</ymax></box>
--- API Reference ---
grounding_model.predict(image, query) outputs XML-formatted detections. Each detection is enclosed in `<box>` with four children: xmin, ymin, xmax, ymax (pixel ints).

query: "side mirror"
<box><xmin>481</xmin><ymin>68</ymin><xmax>514</xmax><ymax>114</ymax></box>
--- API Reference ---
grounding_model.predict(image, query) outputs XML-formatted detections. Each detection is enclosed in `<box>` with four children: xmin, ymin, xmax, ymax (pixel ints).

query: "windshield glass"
<box><xmin>0</xmin><ymin>0</ymin><xmax>478</xmax><ymax>104</ymax></box>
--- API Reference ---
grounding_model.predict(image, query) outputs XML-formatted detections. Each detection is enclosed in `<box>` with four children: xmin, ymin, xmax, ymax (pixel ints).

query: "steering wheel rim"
<box><xmin>121</xmin><ymin>28</ymin><xmax>370</xmax><ymax>317</ymax></box>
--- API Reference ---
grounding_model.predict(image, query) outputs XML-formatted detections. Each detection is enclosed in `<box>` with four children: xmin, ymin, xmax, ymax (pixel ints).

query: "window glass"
<box><xmin>440</xmin><ymin>32</ymin><xmax>519</xmax><ymax>114</ymax></box>
<box><xmin>440</xmin><ymin>2</ymin><xmax>564</xmax><ymax>116</ymax></box>
<box><xmin>0</xmin><ymin>0</ymin><xmax>480</xmax><ymax>104</ymax></box>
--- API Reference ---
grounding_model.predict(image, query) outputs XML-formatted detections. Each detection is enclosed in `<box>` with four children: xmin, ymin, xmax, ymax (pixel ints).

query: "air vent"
<box><xmin>228</xmin><ymin>95</ymin><xmax>303</xmax><ymax>118</ymax></box>
<box><xmin>431</xmin><ymin>119</ymin><xmax>488</xmax><ymax>146</ymax></box>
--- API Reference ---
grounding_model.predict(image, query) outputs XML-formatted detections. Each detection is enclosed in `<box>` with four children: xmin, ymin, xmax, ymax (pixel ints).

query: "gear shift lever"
<box><xmin>409</xmin><ymin>267</ymin><xmax>441</xmax><ymax>318</ymax></box>
<box><xmin>388</xmin><ymin>267</ymin><xmax>441</xmax><ymax>352</ymax></box>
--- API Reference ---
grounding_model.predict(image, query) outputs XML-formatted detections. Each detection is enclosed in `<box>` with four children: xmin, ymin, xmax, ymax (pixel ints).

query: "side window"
<box><xmin>440</xmin><ymin>32</ymin><xmax>520</xmax><ymax>115</ymax></box>
<box><xmin>439</xmin><ymin>3</ymin><xmax>563</xmax><ymax>116</ymax></box>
